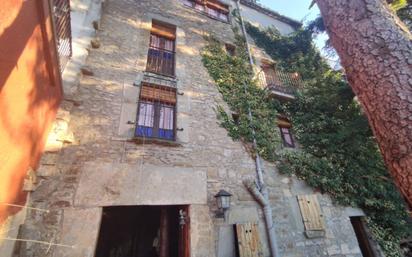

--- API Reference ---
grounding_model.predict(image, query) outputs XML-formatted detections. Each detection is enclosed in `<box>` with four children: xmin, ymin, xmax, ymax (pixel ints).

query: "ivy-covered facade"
<box><xmin>8</xmin><ymin>0</ymin><xmax>411</xmax><ymax>257</ymax></box>
<box><xmin>201</xmin><ymin>14</ymin><xmax>412</xmax><ymax>257</ymax></box>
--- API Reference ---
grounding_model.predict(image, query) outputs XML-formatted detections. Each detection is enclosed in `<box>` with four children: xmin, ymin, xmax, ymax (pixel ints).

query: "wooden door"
<box><xmin>235</xmin><ymin>223</ymin><xmax>263</xmax><ymax>257</ymax></box>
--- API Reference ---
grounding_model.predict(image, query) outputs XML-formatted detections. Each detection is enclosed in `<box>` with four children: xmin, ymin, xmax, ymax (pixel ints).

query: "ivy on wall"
<box><xmin>201</xmin><ymin>33</ymin><xmax>284</xmax><ymax>161</ymax></box>
<box><xmin>201</xmin><ymin>23</ymin><xmax>411</xmax><ymax>256</ymax></box>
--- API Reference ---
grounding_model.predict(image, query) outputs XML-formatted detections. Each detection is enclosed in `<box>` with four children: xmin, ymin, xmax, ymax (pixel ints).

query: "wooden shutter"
<box><xmin>277</xmin><ymin>118</ymin><xmax>291</xmax><ymax>128</ymax></box>
<box><xmin>151</xmin><ymin>20</ymin><xmax>176</xmax><ymax>40</ymax></box>
<box><xmin>235</xmin><ymin>223</ymin><xmax>263</xmax><ymax>257</ymax></box>
<box><xmin>140</xmin><ymin>84</ymin><xmax>176</xmax><ymax>104</ymax></box>
<box><xmin>297</xmin><ymin>195</ymin><xmax>325</xmax><ymax>237</ymax></box>
<box><xmin>206</xmin><ymin>0</ymin><xmax>229</xmax><ymax>13</ymax></box>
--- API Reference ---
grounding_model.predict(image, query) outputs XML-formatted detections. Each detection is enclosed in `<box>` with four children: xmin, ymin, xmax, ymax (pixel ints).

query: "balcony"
<box><xmin>256</xmin><ymin>68</ymin><xmax>302</xmax><ymax>100</ymax></box>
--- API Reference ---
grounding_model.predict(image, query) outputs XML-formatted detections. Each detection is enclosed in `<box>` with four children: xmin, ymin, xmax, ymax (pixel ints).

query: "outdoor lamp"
<box><xmin>215</xmin><ymin>190</ymin><xmax>232</xmax><ymax>218</ymax></box>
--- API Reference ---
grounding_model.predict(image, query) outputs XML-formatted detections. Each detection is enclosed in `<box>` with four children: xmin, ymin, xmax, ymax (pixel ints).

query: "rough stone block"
<box><xmin>74</xmin><ymin>162</ymin><xmax>207</xmax><ymax>206</ymax></box>
<box><xmin>37</xmin><ymin>165</ymin><xmax>59</xmax><ymax>177</ymax></box>
<box><xmin>217</xmin><ymin>225</ymin><xmax>236</xmax><ymax>257</ymax></box>
<box><xmin>53</xmin><ymin>208</ymin><xmax>101</xmax><ymax>257</ymax></box>
<box><xmin>227</xmin><ymin>206</ymin><xmax>259</xmax><ymax>225</ymax></box>
<box><xmin>117</xmin><ymin>102</ymin><xmax>138</xmax><ymax>137</ymax></box>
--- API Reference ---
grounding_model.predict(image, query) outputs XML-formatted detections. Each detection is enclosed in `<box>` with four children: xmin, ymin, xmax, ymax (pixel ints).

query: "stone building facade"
<box><xmin>11</xmin><ymin>0</ymin><xmax>380</xmax><ymax>257</ymax></box>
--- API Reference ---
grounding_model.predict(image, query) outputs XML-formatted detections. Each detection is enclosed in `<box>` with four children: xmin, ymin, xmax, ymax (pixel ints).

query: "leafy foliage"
<box><xmin>201</xmin><ymin>23</ymin><xmax>411</xmax><ymax>256</ymax></box>
<box><xmin>201</xmin><ymin>34</ymin><xmax>283</xmax><ymax>160</ymax></box>
<box><xmin>247</xmin><ymin>24</ymin><xmax>411</xmax><ymax>257</ymax></box>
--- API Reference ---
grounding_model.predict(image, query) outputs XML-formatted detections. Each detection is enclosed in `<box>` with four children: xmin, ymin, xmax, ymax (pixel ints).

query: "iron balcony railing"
<box><xmin>146</xmin><ymin>46</ymin><xmax>175</xmax><ymax>77</ymax></box>
<box><xmin>256</xmin><ymin>68</ymin><xmax>302</xmax><ymax>97</ymax></box>
<box><xmin>52</xmin><ymin>0</ymin><xmax>72</xmax><ymax>72</ymax></box>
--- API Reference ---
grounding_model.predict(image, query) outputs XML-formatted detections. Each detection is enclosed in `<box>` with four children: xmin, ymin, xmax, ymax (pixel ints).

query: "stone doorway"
<box><xmin>350</xmin><ymin>216</ymin><xmax>376</xmax><ymax>257</ymax></box>
<box><xmin>94</xmin><ymin>205</ymin><xmax>190</xmax><ymax>257</ymax></box>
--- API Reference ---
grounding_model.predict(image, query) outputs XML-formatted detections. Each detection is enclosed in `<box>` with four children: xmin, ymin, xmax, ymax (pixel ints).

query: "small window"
<box><xmin>297</xmin><ymin>195</ymin><xmax>325</xmax><ymax>238</ymax></box>
<box><xmin>225</xmin><ymin>44</ymin><xmax>236</xmax><ymax>56</ymax></box>
<box><xmin>277</xmin><ymin>117</ymin><xmax>295</xmax><ymax>148</ymax></box>
<box><xmin>135</xmin><ymin>84</ymin><xmax>177</xmax><ymax>141</ymax></box>
<box><xmin>232</xmin><ymin>113</ymin><xmax>239</xmax><ymax>125</ymax></box>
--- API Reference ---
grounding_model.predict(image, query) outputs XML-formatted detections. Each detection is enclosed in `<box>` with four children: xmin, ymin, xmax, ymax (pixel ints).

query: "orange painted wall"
<box><xmin>0</xmin><ymin>0</ymin><xmax>63</xmax><ymax>223</ymax></box>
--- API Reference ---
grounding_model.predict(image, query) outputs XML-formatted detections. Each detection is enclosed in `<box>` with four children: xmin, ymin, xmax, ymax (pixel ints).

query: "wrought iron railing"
<box><xmin>256</xmin><ymin>69</ymin><xmax>302</xmax><ymax>97</ymax></box>
<box><xmin>146</xmin><ymin>46</ymin><xmax>175</xmax><ymax>77</ymax></box>
<box><xmin>52</xmin><ymin>0</ymin><xmax>72</xmax><ymax>72</ymax></box>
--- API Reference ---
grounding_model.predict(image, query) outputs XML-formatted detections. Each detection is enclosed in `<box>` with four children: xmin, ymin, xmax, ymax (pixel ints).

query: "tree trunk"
<box><xmin>316</xmin><ymin>0</ymin><xmax>412</xmax><ymax>207</ymax></box>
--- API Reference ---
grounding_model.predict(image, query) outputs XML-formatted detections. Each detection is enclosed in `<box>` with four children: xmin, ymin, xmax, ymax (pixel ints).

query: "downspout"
<box><xmin>234</xmin><ymin>1</ymin><xmax>280</xmax><ymax>256</ymax></box>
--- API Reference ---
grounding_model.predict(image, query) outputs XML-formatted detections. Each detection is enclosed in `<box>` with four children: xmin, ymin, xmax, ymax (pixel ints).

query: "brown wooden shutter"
<box><xmin>277</xmin><ymin>118</ymin><xmax>291</xmax><ymax>128</ymax></box>
<box><xmin>151</xmin><ymin>20</ymin><xmax>176</xmax><ymax>40</ymax></box>
<box><xmin>206</xmin><ymin>0</ymin><xmax>229</xmax><ymax>13</ymax></box>
<box><xmin>140</xmin><ymin>84</ymin><xmax>176</xmax><ymax>104</ymax></box>
<box><xmin>297</xmin><ymin>195</ymin><xmax>326</xmax><ymax>237</ymax></box>
<box><xmin>235</xmin><ymin>223</ymin><xmax>263</xmax><ymax>257</ymax></box>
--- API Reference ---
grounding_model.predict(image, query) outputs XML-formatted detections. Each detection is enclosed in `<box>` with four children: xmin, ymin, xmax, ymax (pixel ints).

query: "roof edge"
<box><xmin>239</xmin><ymin>0</ymin><xmax>302</xmax><ymax>29</ymax></box>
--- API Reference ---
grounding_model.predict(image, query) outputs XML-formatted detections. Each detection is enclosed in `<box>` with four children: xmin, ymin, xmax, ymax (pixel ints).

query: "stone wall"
<box><xmin>18</xmin><ymin>0</ymin><xmax>368</xmax><ymax>257</ymax></box>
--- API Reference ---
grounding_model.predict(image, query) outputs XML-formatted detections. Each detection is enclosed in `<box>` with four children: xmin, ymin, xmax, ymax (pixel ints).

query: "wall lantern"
<box><xmin>215</xmin><ymin>189</ymin><xmax>232</xmax><ymax>218</ymax></box>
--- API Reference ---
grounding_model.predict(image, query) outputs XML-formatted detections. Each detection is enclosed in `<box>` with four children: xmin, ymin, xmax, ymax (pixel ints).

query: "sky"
<box><xmin>258</xmin><ymin>0</ymin><xmax>321</xmax><ymax>24</ymax></box>
<box><xmin>256</xmin><ymin>0</ymin><xmax>339</xmax><ymax>67</ymax></box>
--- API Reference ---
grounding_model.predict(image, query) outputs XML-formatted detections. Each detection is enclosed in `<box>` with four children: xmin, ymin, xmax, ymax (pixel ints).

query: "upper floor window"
<box><xmin>225</xmin><ymin>43</ymin><xmax>236</xmax><ymax>56</ymax></box>
<box><xmin>146</xmin><ymin>21</ymin><xmax>176</xmax><ymax>77</ymax></box>
<box><xmin>180</xmin><ymin>0</ymin><xmax>229</xmax><ymax>22</ymax></box>
<box><xmin>135</xmin><ymin>84</ymin><xmax>177</xmax><ymax>141</ymax></box>
<box><xmin>52</xmin><ymin>0</ymin><xmax>72</xmax><ymax>72</ymax></box>
<box><xmin>278</xmin><ymin>117</ymin><xmax>295</xmax><ymax>148</ymax></box>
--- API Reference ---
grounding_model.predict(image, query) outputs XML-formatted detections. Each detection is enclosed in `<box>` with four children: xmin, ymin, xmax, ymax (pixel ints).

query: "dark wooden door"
<box><xmin>350</xmin><ymin>217</ymin><xmax>376</xmax><ymax>257</ymax></box>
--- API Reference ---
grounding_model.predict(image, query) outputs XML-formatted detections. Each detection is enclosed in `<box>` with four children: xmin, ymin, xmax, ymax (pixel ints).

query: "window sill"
<box><xmin>131</xmin><ymin>136</ymin><xmax>182</xmax><ymax>147</ymax></box>
<box><xmin>144</xmin><ymin>70</ymin><xmax>176</xmax><ymax>80</ymax></box>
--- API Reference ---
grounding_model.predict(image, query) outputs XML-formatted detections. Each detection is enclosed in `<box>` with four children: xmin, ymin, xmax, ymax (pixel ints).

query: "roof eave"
<box><xmin>239</xmin><ymin>0</ymin><xmax>302</xmax><ymax>29</ymax></box>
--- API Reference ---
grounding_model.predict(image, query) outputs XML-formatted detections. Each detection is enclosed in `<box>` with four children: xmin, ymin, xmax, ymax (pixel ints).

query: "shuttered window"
<box><xmin>135</xmin><ymin>84</ymin><xmax>177</xmax><ymax>141</ymax></box>
<box><xmin>179</xmin><ymin>0</ymin><xmax>229</xmax><ymax>22</ymax></box>
<box><xmin>297</xmin><ymin>195</ymin><xmax>326</xmax><ymax>238</ymax></box>
<box><xmin>235</xmin><ymin>223</ymin><xmax>263</xmax><ymax>257</ymax></box>
<box><xmin>146</xmin><ymin>21</ymin><xmax>176</xmax><ymax>77</ymax></box>
<box><xmin>277</xmin><ymin>117</ymin><xmax>295</xmax><ymax>148</ymax></box>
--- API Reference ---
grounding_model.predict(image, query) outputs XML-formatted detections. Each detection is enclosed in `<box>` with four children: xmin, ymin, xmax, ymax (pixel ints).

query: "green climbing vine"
<box><xmin>201</xmin><ymin>32</ymin><xmax>284</xmax><ymax>161</ymax></box>
<box><xmin>201</xmin><ymin>23</ymin><xmax>411</xmax><ymax>256</ymax></box>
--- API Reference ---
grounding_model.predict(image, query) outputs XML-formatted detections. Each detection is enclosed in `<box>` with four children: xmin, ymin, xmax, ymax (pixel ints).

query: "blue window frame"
<box><xmin>135</xmin><ymin>85</ymin><xmax>176</xmax><ymax>141</ymax></box>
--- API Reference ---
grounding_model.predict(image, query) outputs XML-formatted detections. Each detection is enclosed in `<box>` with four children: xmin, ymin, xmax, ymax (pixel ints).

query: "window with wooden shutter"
<box><xmin>135</xmin><ymin>84</ymin><xmax>177</xmax><ymax>141</ymax></box>
<box><xmin>235</xmin><ymin>223</ymin><xmax>263</xmax><ymax>257</ymax></box>
<box><xmin>277</xmin><ymin>117</ymin><xmax>295</xmax><ymax>148</ymax></box>
<box><xmin>179</xmin><ymin>0</ymin><xmax>229</xmax><ymax>22</ymax></box>
<box><xmin>146</xmin><ymin>21</ymin><xmax>176</xmax><ymax>77</ymax></box>
<box><xmin>297</xmin><ymin>195</ymin><xmax>326</xmax><ymax>238</ymax></box>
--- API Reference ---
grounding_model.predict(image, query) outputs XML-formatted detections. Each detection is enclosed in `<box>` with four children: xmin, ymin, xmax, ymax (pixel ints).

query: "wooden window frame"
<box><xmin>146</xmin><ymin>21</ymin><xmax>176</xmax><ymax>77</ymax></box>
<box><xmin>279</xmin><ymin>126</ymin><xmax>295</xmax><ymax>148</ymax></box>
<box><xmin>135</xmin><ymin>84</ymin><xmax>177</xmax><ymax>141</ymax></box>
<box><xmin>277</xmin><ymin>115</ymin><xmax>294</xmax><ymax>148</ymax></box>
<box><xmin>179</xmin><ymin>0</ymin><xmax>230</xmax><ymax>23</ymax></box>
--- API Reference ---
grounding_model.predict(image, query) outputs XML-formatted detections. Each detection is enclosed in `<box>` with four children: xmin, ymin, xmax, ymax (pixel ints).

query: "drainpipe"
<box><xmin>234</xmin><ymin>1</ymin><xmax>280</xmax><ymax>256</ymax></box>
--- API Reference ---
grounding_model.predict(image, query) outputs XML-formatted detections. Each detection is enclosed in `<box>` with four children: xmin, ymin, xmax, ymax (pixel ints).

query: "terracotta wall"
<box><xmin>0</xmin><ymin>0</ymin><xmax>62</xmax><ymax>223</ymax></box>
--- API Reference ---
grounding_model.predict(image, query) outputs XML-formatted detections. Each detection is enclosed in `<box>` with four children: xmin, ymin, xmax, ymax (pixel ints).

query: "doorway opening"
<box><xmin>350</xmin><ymin>216</ymin><xmax>376</xmax><ymax>257</ymax></box>
<box><xmin>95</xmin><ymin>205</ymin><xmax>190</xmax><ymax>257</ymax></box>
